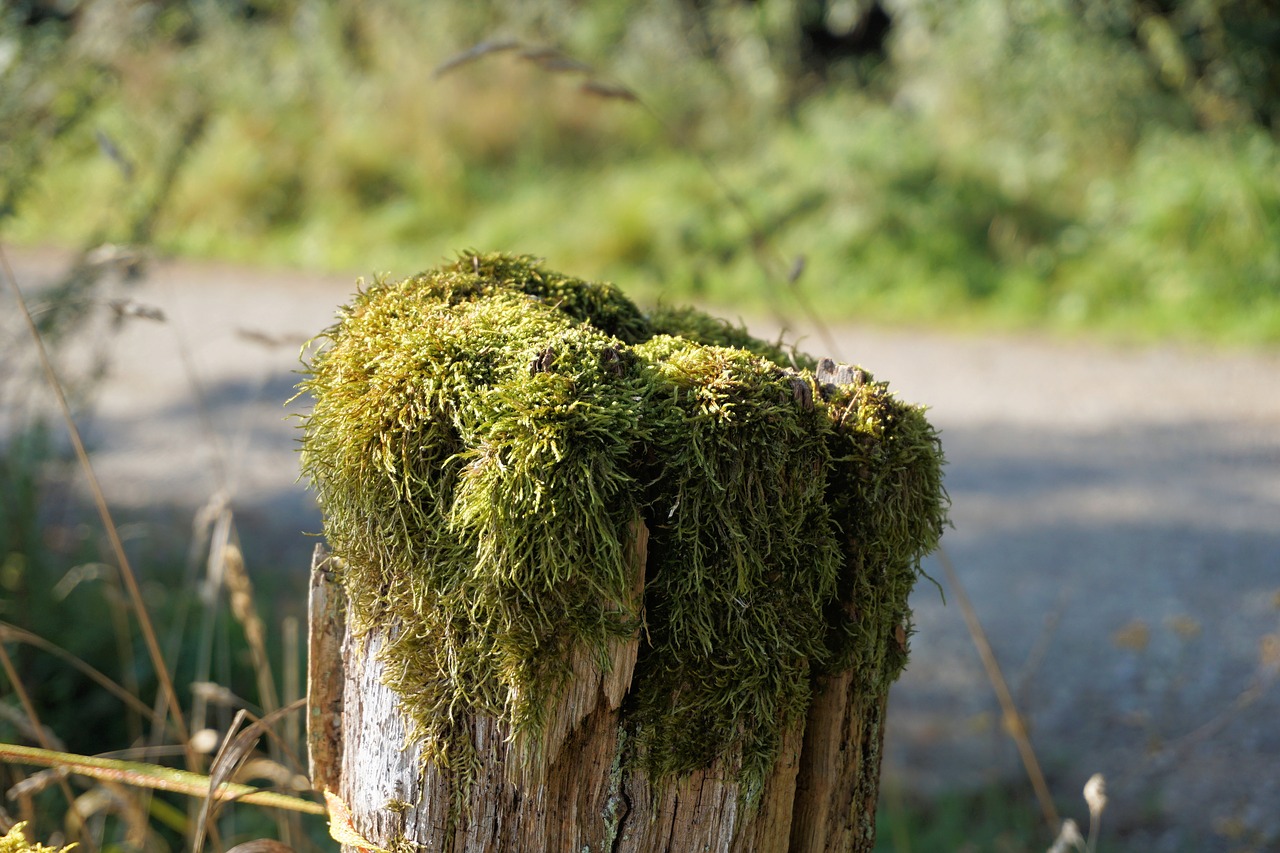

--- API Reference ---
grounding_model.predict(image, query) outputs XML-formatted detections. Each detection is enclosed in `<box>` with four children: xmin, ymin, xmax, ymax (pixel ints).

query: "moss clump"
<box><xmin>300</xmin><ymin>251</ymin><xmax>946</xmax><ymax>803</ymax></box>
<box><xmin>628</xmin><ymin>336</ymin><xmax>840</xmax><ymax>784</ymax></box>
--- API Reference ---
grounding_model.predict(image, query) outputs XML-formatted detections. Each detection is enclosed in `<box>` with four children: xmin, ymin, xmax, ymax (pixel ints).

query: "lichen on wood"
<box><xmin>299</xmin><ymin>250</ymin><xmax>947</xmax><ymax>811</ymax></box>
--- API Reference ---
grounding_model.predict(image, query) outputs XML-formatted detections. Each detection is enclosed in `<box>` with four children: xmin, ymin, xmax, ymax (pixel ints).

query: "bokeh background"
<box><xmin>2</xmin><ymin>2</ymin><xmax>1279</xmax><ymax>851</ymax></box>
<box><xmin>6</xmin><ymin>0</ymin><xmax>1280</xmax><ymax>342</ymax></box>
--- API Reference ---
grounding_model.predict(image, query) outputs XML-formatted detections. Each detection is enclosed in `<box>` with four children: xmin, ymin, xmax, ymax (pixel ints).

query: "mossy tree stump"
<box><xmin>302</xmin><ymin>254</ymin><xmax>946</xmax><ymax>852</ymax></box>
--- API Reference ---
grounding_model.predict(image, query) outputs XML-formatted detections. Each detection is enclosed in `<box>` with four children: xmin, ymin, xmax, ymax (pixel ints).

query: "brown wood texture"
<box><xmin>325</xmin><ymin>513</ymin><xmax>891</xmax><ymax>851</ymax></box>
<box><xmin>306</xmin><ymin>543</ymin><xmax>345</xmax><ymax>795</ymax></box>
<box><xmin>789</xmin><ymin>670</ymin><xmax>888</xmax><ymax>852</ymax></box>
<box><xmin>610</xmin><ymin>719</ymin><xmax>805</xmax><ymax>853</ymax></box>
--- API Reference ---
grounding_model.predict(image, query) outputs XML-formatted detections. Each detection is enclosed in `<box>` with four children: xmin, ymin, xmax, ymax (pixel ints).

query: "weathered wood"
<box><xmin>336</xmin><ymin>644</ymin><xmax>815</xmax><ymax>853</ymax></box>
<box><xmin>338</xmin><ymin>522</ymin><xmax>652</xmax><ymax>852</ymax></box>
<box><xmin>789</xmin><ymin>670</ymin><xmax>888</xmax><ymax>852</ymax></box>
<box><xmin>613</xmin><ymin>719</ymin><xmax>804</xmax><ymax>852</ymax></box>
<box><xmin>306</xmin><ymin>544</ymin><xmax>344</xmax><ymax>795</ymax></box>
<box><xmin>328</xmin><ymin>521</ymin><xmax>891</xmax><ymax>852</ymax></box>
<box><xmin>815</xmin><ymin>358</ymin><xmax>865</xmax><ymax>398</ymax></box>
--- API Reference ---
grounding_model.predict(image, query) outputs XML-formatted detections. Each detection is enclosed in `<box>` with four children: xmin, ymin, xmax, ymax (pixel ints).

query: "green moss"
<box><xmin>300</xmin><ymin>251</ymin><xmax>946</xmax><ymax>807</ymax></box>
<box><xmin>627</xmin><ymin>336</ymin><xmax>839</xmax><ymax>787</ymax></box>
<box><xmin>644</xmin><ymin>305</ymin><xmax>815</xmax><ymax>370</ymax></box>
<box><xmin>822</xmin><ymin>374</ymin><xmax>949</xmax><ymax>687</ymax></box>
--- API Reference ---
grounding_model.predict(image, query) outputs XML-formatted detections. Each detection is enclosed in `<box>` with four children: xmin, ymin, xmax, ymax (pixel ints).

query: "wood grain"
<box><xmin>307</xmin><ymin>544</ymin><xmax>345</xmax><ymax>795</ymax></box>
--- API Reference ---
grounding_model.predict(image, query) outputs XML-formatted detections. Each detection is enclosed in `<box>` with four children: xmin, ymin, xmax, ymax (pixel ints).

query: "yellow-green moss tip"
<box><xmin>1</xmin><ymin>825</ymin><xmax>76</xmax><ymax>853</ymax></box>
<box><xmin>299</xmin><ymin>250</ymin><xmax>946</xmax><ymax>803</ymax></box>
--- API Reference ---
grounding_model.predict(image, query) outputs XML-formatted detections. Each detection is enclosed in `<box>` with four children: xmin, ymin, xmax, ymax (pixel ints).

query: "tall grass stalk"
<box><xmin>0</xmin><ymin>244</ymin><xmax>195</xmax><ymax>769</ymax></box>
<box><xmin>0</xmin><ymin>623</ymin><xmax>159</xmax><ymax>727</ymax></box>
<box><xmin>0</xmin><ymin>743</ymin><xmax>322</xmax><ymax>816</ymax></box>
<box><xmin>937</xmin><ymin>546</ymin><xmax>1060</xmax><ymax>832</ymax></box>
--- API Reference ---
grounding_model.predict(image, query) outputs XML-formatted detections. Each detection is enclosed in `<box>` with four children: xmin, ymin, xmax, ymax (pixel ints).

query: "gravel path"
<box><xmin>5</xmin><ymin>249</ymin><xmax>1278</xmax><ymax>850</ymax></box>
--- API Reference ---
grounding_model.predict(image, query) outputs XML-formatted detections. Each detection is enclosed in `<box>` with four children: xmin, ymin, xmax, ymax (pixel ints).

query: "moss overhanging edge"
<box><xmin>298</xmin><ymin>250</ymin><xmax>948</xmax><ymax>801</ymax></box>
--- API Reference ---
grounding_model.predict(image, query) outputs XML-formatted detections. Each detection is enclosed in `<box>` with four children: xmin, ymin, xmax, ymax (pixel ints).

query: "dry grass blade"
<box><xmin>93</xmin><ymin>129</ymin><xmax>134</xmax><ymax>181</ymax></box>
<box><xmin>936</xmin><ymin>546</ymin><xmax>1060</xmax><ymax>831</ymax></box>
<box><xmin>786</xmin><ymin>255</ymin><xmax>807</xmax><ymax>285</ymax></box>
<box><xmin>1156</xmin><ymin>632</ymin><xmax>1279</xmax><ymax>761</ymax></box>
<box><xmin>0</xmin><ymin>244</ymin><xmax>195</xmax><ymax>766</ymax></box>
<box><xmin>281</xmin><ymin>616</ymin><xmax>301</xmax><ymax>779</ymax></box>
<box><xmin>193</xmin><ymin>699</ymin><xmax>309</xmax><ymax>853</ymax></box>
<box><xmin>193</xmin><ymin>502</ymin><xmax>236</xmax><ymax>735</ymax></box>
<box><xmin>519</xmin><ymin>47</ymin><xmax>593</xmax><ymax>74</ymax></box>
<box><xmin>433</xmin><ymin>39</ymin><xmax>522</xmax><ymax>78</ymax></box>
<box><xmin>106</xmin><ymin>297</ymin><xmax>165</xmax><ymax>323</ymax></box>
<box><xmin>223</xmin><ymin>543</ymin><xmax>280</xmax><ymax>715</ymax></box>
<box><xmin>225</xmin><ymin>841</ymin><xmax>295</xmax><ymax>853</ymax></box>
<box><xmin>0</xmin><ymin>702</ymin><xmax>61</xmax><ymax>750</ymax></box>
<box><xmin>578</xmin><ymin>79</ymin><xmax>639</xmax><ymax>102</ymax></box>
<box><xmin>0</xmin><ymin>623</ymin><xmax>164</xmax><ymax>732</ymax></box>
<box><xmin>65</xmin><ymin>782</ymin><xmax>151</xmax><ymax>851</ymax></box>
<box><xmin>235</xmin><ymin>328</ymin><xmax>306</xmax><ymax>349</ymax></box>
<box><xmin>0</xmin><ymin>642</ymin><xmax>90</xmax><ymax>848</ymax></box>
<box><xmin>5</xmin><ymin>768</ymin><xmax>69</xmax><ymax>800</ymax></box>
<box><xmin>0</xmin><ymin>743</ymin><xmax>325</xmax><ymax>815</ymax></box>
<box><xmin>192</xmin><ymin>709</ymin><xmax>249</xmax><ymax>853</ymax></box>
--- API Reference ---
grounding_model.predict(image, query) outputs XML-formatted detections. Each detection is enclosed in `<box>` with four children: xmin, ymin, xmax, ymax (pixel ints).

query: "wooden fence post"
<box><xmin>309</xmin><ymin>537</ymin><xmax>902</xmax><ymax>852</ymax></box>
<box><xmin>301</xmin><ymin>254</ymin><xmax>946</xmax><ymax>853</ymax></box>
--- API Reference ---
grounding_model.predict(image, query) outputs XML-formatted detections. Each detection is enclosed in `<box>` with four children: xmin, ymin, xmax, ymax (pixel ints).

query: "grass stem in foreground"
<box><xmin>936</xmin><ymin>545</ymin><xmax>1060</xmax><ymax>832</ymax></box>
<box><xmin>0</xmin><ymin>243</ymin><xmax>196</xmax><ymax>770</ymax></box>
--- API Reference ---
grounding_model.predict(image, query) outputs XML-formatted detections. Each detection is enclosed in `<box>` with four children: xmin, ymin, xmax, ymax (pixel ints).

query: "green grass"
<box><xmin>875</xmin><ymin>780</ymin><xmax>1045</xmax><ymax>853</ymax></box>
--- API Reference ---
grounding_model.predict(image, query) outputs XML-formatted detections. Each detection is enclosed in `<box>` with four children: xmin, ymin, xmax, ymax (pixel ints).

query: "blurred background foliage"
<box><xmin>4</xmin><ymin>0</ymin><xmax>1280</xmax><ymax>344</ymax></box>
<box><xmin>2</xmin><ymin>3</ymin><xmax>1277</xmax><ymax>847</ymax></box>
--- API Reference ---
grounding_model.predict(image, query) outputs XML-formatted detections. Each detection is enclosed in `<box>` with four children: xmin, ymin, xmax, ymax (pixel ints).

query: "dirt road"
<box><xmin>5</xmin><ymin>248</ymin><xmax>1278</xmax><ymax>850</ymax></box>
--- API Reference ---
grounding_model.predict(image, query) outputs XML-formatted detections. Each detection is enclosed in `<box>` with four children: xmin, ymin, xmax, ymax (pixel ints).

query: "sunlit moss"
<box><xmin>0</xmin><ymin>825</ymin><xmax>75</xmax><ymax>853</ymax></box>
<box><xmin>299</xmin><ymin>250</ymin><xmax>946</xmax><ymax>805</ymax></box>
